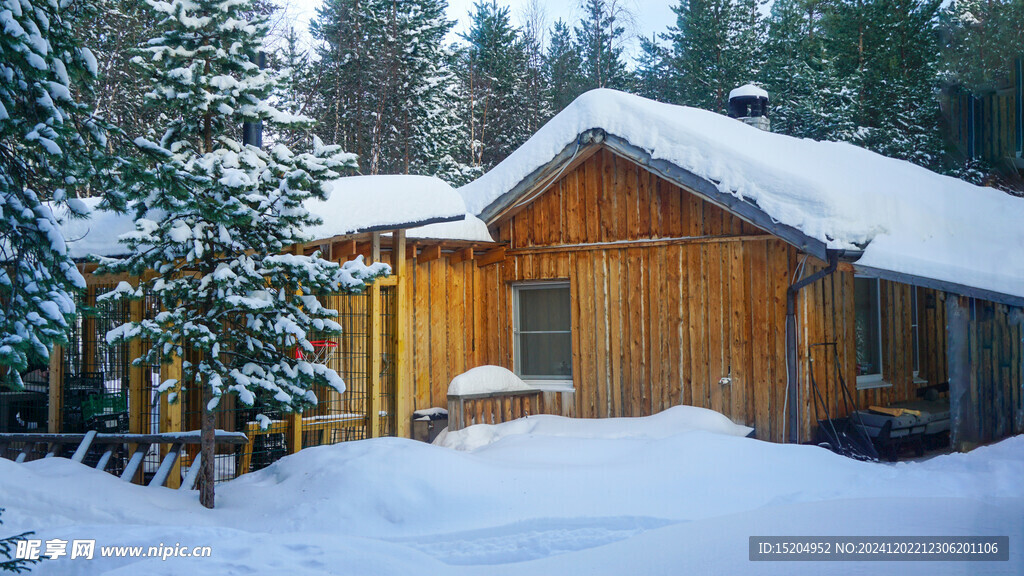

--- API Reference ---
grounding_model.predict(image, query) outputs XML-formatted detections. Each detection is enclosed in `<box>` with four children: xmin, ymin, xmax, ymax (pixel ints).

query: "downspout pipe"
<box><xmin>785</xmin><ymin>249</ymin><xmax>840</xmax><ymax>444</ymax></box>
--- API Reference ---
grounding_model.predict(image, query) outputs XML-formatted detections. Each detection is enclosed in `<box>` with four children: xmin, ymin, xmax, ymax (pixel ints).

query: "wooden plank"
<box><xmin>947</xmin><ymin>295</ymin><xmax>974</xmax><ymax>451</ymax></box>
<box><xmin>750</xmin><ymin>242</ymin><xmax>770</xmax><ymax>439</ymax></box>
<box><xmin>71</xmin><ymin>430</ymin><xmax>97</xmax><ymax>463</ymax></box>
<box><xmin>48</xmin><ymin>344</ymin><xmax>63</xmax><ymax>433</ymax></box>
<box><xmin>394</xmin><ymin>229</ymin><xmax>410</xmax><ymax>438</ymax></box>
<box><xmin>506</xmin><ymin>234</ymin><xmax>775</xmax><ymax>256</ymax></box>
<box><xmin>730</xmin><ymin>242</ymin><xmax>748</xmax><ymax>425</ymax></box>
<box><xmin>120</xmin><ymin>443</ymin><xmax>150</xmax><ymax>481</ymax></box>
<box><xmin>429</xmin><ymin>260</ymin><xmax>448</xmax><ymax>407</ymax></box>
<box><xmin>706</xmin><ymin>243</ymin><xmax>724</xmax><ymax>415</ymax></box>
<box><xmin>607</xmin><ymin>251</ymin><xmax>623</xmax><ymax>417</ymax></box>
<box><xmin>594</xmin><ymin>252</ymin><xmax>610</xmax><ymax>417</ymax></box>
<box><xmin>413</xmin><ymin>258</ymin><xmax>430</xmax><ymax>411</ymax></box>
<box><xmin>148</xmin><ymin>442</ymin><xmax>182</xmax><ymax>487</ymax></box>
<box><xmin>367</xmin><ymin>266</ymin><xmax>383</xmax><ymax>439</ymax></box>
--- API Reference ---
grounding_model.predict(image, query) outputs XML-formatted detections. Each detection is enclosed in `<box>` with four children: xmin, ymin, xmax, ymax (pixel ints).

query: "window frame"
<box><xmin>854</xmin><ymin>276</ymin><xmax>888</xmax><ymax>389</ymax></box>
<box><xmin>512</xmin><ymin>281</ymin><xmax>574</xmax><ymax>390</ymax></box>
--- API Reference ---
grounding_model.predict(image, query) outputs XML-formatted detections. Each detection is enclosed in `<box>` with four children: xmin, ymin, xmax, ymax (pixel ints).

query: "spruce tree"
<box><xmin>664</xmin><ymin>0</ymin><xmax>766</xmax><ymax>112</ymax></box>
<box><xmin>310</xmin><ymin>0</ymin><xmax>475</xmax><ymax>183</ymax></box>
<box><xmin>100</xmin><ymin>0</ymin><xmax>385</xmax><ymax>508</ymax></box>
<box><xmin>0</xmin><ymin>0</ymin><xmax>111</xmax><ymax>389</ymax></box>
<box><xmin>824</xmin><ymin>0</ymin><xmax>944</xmax><ymax>168</ymax></box>
<box><xmin>459</xmin><ymin>1</ymin><xmax>537</xmax><ymax>169</ymax></box>
<box><xmin>636</xmin><ymin>35</ymin><xmax>672</xmax><ymax>101</ymax></box>
<box><xmin>575</xmin><ymin>0</ymin><xmax>633</xmax><ymax>91</ymax></box>
<box><xmin>544</xmin><ymin>19</ymin><xmax>586</xmax><ymax>113</ymax></box>
<box><xmin>762</xmin><ymin>0</ymin><xmax>857</xmax><ymax>140</ymax></box>
<box><xmin>940</xmin><ymin>0</ymin><xmax>1024</xmax><ymax>92</ymax></box>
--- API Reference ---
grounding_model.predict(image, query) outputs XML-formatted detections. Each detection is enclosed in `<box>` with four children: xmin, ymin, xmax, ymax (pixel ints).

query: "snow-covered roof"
<box><xmin>305</xmin><ymin>175</ymin><xmax>467</xmax><ymax>239</ymax></box>
<box><xmin>729</xmin><ymin>83</ymin><xmax>769</xmax><ymax>100</ymax></box>
<box><xmin>458</xmin><ymin>89</ymin><xmax>1024</xmax><ymax>305</ymax></box>
<box><xmin>58</xmin><ymin>175</ymin><xmax>489</xmax><ymax>259</ymax></box>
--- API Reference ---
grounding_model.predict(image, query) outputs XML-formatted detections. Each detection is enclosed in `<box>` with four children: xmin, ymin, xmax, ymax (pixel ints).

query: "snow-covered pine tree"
<box><xmin>761</xmin><ymin>0</ymin><xmax>858</xmax><ymax>141</ymax></box>
<box><xmin>940</xmin><ymin>0</ymin><xmax>1024</xmax><ymax>93</ymax></box>
<box><xmin>0</xmin><ymin>0</ymin><xmax>111</xmax><ymax>389</ymax></box>
<box><xmin>544</xmin><ymin>19</ymin><xmax>586</xmax><ymax>113</ymax></box>
<box><xmin>459</xmin><ymin>0</ymin><xmax>538</xmax><ymax>169</ymax></box>
<box><xmin>99</xmin><ymin>0</ymin><xmax>386</xmax><ymax>508</ymax></box>
<box><xmin>574</xmin><ymin>0</ymin><xmax>633</xmax><ymax>91</ymax></box>
<box><xmin>824</xmin><ymin>0</ymin><xmax>944</xmax><ymax>169</ymax></box>
<box><xmin>664</xmin><ymin>0</ymin><xmax>766</xmax><ymax>112</ymax></box>
<box><xmin>401</xmin><ymin>0</ymin><xmax>479</xmax><ymax>185</ymax></box>
<box><xmin>636</xmin><ymin>34</ymin><xmax>672</xmax><ymax>102</ymax></box>
<box><xmin>310</xmin><ymin>0</ymin><xmax>475</xmax><ymax>183</ymax></box>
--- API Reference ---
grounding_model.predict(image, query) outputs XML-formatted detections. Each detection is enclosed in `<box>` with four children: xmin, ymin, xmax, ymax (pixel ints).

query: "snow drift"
<box><xmin>2</xmin><ymin>407</ymin><xmax>1022</xmax><ymax>575</ymax></box>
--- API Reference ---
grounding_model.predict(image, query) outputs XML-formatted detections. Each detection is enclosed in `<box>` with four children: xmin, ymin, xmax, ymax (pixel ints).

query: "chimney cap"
<box><xmin>729</xmin><ymin>83</ymin><xmax>769</xmax><ymax>101</ymax></box>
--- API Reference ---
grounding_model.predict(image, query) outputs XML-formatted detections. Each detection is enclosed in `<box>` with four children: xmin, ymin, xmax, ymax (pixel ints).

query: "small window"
<box><xmin>513</xmin><ymin>283</ymin><xmax>572</xmax><ymax>385</ymax></box>
<box><xmin>854</xmin><ymin>277</ymin><xmax>885</xmax><ymax>387</ymax></box>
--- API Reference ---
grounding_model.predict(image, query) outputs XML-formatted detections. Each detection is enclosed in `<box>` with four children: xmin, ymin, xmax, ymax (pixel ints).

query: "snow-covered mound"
<box><xmin>446</xmin><ymin>365</ymin><xmax>535</xmax><ymax>396</ymax></box>
<box><xmin>2</xmin><ymin>418</ymin><xmax>1022</xmax><ymax>574</ymax></box>
<box><xmin>436</xmin><ymin>405</ymin><xmax>753</xmax><ymax>451</ymax></box>
<box><xmin>459</xmin><ymin>89</ymin><xmax>1024</xmax><ymax>301</ymax></box>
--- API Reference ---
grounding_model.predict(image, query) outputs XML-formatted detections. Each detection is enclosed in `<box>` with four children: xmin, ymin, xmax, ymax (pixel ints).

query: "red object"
<box><xmin>295</xmin><ymin>340</ymin><xmax>338</xmax><ymax>359</ymax></box>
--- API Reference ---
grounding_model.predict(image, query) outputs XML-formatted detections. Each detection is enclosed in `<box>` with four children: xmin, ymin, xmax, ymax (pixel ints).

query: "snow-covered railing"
<box><xmin>446</xmin><ymin>390</ymin><xmax>545</xmax><ymax>432</ymax></box>
<box><xmin>0</xmin><ymin>431</ymin><xmax>249</xmax><ymax>489</ymax></box>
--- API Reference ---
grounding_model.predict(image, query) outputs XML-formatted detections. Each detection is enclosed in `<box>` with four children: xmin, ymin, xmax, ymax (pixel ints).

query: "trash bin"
<box><xmin>411</xmin><ymin>408</ymin><xmax>448</xmax><ymax>444</ymax></box>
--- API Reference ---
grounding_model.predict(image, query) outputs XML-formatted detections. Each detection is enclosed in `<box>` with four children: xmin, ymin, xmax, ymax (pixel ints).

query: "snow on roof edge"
<box><xmin>457</xmin><ymin>89</ymin><xmax>1024</xmax><ymax>304</ymax></box>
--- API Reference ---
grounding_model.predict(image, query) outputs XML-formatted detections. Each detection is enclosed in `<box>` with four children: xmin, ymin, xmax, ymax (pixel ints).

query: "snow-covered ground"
<box><xmin>2</xmin><ymin>407</ymin><xmax>1021</xmax><ymax>575</ymax></box>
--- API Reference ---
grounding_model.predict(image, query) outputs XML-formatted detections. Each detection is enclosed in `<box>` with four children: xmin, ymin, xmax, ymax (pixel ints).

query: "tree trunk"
<box><xmin>199</xmin><ymin>385</ymin><xmax>216</xmax><ymax>508</ymax></box>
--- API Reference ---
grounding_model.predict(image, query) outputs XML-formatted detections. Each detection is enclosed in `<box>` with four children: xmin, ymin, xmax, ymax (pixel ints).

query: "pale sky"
<box><xmin>286</xmin><ymin>0</ymin><xmax>679</xmax><ymax>56</ymax></box>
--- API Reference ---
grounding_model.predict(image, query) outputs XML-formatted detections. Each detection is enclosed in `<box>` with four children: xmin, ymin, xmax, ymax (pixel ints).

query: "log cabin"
<box><xmin>6</xmin><ymin>90</ymin><xmax>1023</xmax><ymax>484</ymax></box>
<box><xmin>403</xmin><ymin>89</ymin><xmax>1024</xmax><ymax>453</ymax></box>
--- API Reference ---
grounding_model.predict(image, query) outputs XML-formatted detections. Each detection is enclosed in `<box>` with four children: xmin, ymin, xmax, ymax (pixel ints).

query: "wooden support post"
<box><xmin>47</xmin><ymin>345</ymin><xmax>63</xmax><ymax>433</ymax></box>
<box><xmin>128</xmin><ymin>284</ymin><xmax>145</xmax><ymax>481</ymax></box>
<box><xmin>449</xmin><ymin>247</ymin><xmax>474</xmax><ymax>265</ymax></box>
<box><xmin>394</xmin><ymin>229</ymin><xmax>410</xmax><ymax>438</ymax></box>
<box><xmin>947</xmin><ymin>294</ymin><xmax>976</xmax><ymax>452</ymax></box>
<box><xmin>159</xmin><ymin>354</ymin><xmax>183</xmax><ymax>488</ymax></box>
<box><xmin>367</xmin><ymin>233</ymin><xmax>383</xmax><ymax>438</ymax></box>
<box><xmin>288</xmin><ymin>241</ymin><xmax>304</xmax><ymax>453</ymax></box>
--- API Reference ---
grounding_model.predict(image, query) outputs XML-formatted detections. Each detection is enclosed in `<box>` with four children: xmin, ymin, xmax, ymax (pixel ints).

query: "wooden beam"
<box><xmin>476</xmin><ymin>246</ymin><xmax>506</xmax><ymax>267</ymax></box>
<box><xmin>394</xmin><ymin>229</ymin><xmax>410</xmax><ymax>439</ymax></box>
<box><xmin>288</xmin><ymin>242</ymin><xmax>304</xmax><ymax>453</ymax></box>
<box><xmin>128</xmin><ymin>283</ymin><xmax>145</xmax><ymax>483</ymax></box>
<box><xmin>406</xmin><ymin>243</ymin><xmax>418</xmax><ymax>261</ymax></box>
<box><xmin>371</xmin><ymin>232</ymin><xmax>381</xmax><ymax>263</ymax></box>
<box><xmin>449</xmin><ymin>247</ymin><xmax>475</xmax><ymax>265</ymax></box>
<box><xmin>47</xmin><ymin>345</ymin><xmax>63</xmax><ymax>434</ymax></box>
<box><xmin>332</xmin><ymin>239</ymin><xmax>357</xmax><ymax>261</ymax></box>
<box><xmin>417</xmin><ymin>244</ymin><xmax>442</xmax><ymax>264</ymax></box>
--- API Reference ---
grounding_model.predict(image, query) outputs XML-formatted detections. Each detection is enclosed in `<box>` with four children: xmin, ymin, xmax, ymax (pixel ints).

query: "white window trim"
<box><xmin>512</xmin><ymin>281</ymin><xmax>574</xmax><ymax>387</ymax></box>
<box><xmin>855</xmin><ymin>276</ymin><xmax>889</xmax><ymax>389</ymax></box>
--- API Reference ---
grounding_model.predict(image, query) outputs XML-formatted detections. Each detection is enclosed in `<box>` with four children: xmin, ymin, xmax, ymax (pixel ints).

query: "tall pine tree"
<box><xmin>101</xmin><ymin>0</ymin><xmax>385</xmax><ymax>508</ymax></box>
<box><xmin>544</xmin><ymin>20</ymin><xmax>586</xmax><ymax>113</ymax></box>
<box><xmin>458</xmin><ymin>1</ymin><xmax>539</xmax><ymax>169</ymax></box>
<box><xmin>575</xmin><ymin>0</ymin><xmax>633</xmax><ymax>91</ymax></box>
<box><xmin>664</xmin><ymin>0</ymin><xmax>766</xmax><ymax>112</ymax></box>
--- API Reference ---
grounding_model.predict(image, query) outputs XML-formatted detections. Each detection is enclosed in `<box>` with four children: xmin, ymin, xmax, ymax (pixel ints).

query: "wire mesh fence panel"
<box><xmin>58</xmin><ymin>283</ymin><xmax>132</xmax><ymax>473</ymax></box>
<box><xmin>379</xmin><ymin>286</ymin><xmax>397</xmax><ymax>437</ymax></box>
<box><xmin>302</xmin><ymin>291</ymin><xmax>372</xmax><ymax>448</ymax></box>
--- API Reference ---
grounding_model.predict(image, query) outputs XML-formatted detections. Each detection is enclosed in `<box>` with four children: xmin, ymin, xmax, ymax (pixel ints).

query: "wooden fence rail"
<box><xmin>447</xmin><ymin>390</ymin><xmax>545</xmax><ymax>431</ymax></box>
<box><xmin>0</xmin><ymin>431</ymin><xmax>248</xmax><ymax>489</ymax></box>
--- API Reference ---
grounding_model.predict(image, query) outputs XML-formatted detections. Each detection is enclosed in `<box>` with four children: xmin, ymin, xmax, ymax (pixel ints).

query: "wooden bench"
<box><xmin>0</xmin><ymin>431</ymin><xmax>249</xmax><ymax>489</ymax></box>
<box><xmin>446</xmin><ymin>389</ymin><xmax>545</xmax><ymax>432</ymax></box>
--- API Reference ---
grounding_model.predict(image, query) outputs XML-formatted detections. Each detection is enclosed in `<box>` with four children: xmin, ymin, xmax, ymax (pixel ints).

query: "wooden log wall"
<box><xmin>947</xmin><ymin>296</ymin><xmax>1024</xmax><ymax>451</ymax></box>
<box><xmin>797</xmin><ymin>268</ymin><xmax>949</xmax><ymax>441</ymax></box>
<box><xmin>404</xmin><ymin>148</ymin><xmax>817</xmax><ymax>442</ymax></box>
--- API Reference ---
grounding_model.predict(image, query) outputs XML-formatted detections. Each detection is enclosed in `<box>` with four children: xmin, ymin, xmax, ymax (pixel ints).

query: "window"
<box><xmin>513</xmin><ymin>283</ymin><xmax>572</xmax><ymax>386</ymax></box>
<box><xmin>854</xmin><ymin>277</ymin><xmax>885</xmax><ymax>387</ymax></box>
